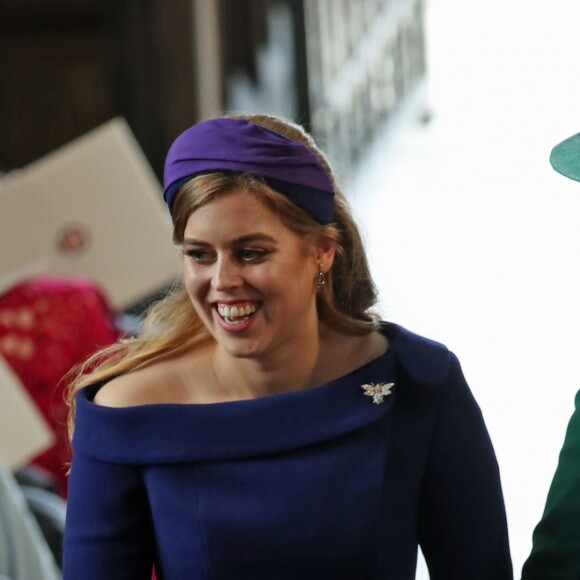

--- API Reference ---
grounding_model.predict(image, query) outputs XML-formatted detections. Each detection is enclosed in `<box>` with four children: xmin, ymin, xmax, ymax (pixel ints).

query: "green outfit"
<box><xmin>522</xmin><ymin>390</ymin><xmax>580</xmax><ymax>579</ymax></box>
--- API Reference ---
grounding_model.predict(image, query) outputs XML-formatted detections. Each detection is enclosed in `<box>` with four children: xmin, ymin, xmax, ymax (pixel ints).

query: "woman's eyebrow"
<box><xmin>183</xmin><ymin>233</ymin><xmax>277</xmax><ymax>246</ymax></box>
<box><xmin>182</xmin><ymin>238</ymin><xmax>210</xmax><ymax>246</ymax></box>
<box><xmin>231</xmin><ymin>233</ymin><xmax>277</xmax><ymax>245</ymax></box>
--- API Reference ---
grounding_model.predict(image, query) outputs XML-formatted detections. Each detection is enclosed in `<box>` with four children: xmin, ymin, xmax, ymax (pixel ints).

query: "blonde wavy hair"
<box><xmin>67</xmin><ymin>113</ymin><xmax>379</xmax><ymax>438</ymax></box>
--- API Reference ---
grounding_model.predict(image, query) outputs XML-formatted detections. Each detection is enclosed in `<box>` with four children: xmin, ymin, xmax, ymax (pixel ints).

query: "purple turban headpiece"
<box><xmin>163</xmin><ymin>118</ymin><xmax>335</xmax><ymax>224</ymax></box>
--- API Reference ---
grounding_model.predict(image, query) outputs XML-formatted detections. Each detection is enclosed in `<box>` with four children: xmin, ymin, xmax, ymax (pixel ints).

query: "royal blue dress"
<box><xmin>63</xmin><ymin>324</ymin><xmax>513</xmax><ymax>579</ymax></box>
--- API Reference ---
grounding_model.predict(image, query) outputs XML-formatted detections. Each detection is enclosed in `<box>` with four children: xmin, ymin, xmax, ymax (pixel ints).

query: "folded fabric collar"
<box><xmin>163</xmin><ymin>118</ymin><xmax>335</xmax><ymax>224</ymax></box>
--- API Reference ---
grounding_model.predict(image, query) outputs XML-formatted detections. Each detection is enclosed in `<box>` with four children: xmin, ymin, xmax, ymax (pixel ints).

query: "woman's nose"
<box><xmin>211</xmin><ymin>258</ymin><xmax>243</xmax><ymax>291</ymax></box>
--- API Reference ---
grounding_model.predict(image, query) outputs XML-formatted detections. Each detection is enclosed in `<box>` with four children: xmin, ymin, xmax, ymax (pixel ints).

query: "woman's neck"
<box><xmin>211</xmin><ymin>327</ymin><xmax>324</xmax><ymax>400</ymax></box>
<box><xmin>208</xmin><ymin>325</ymin><xmax>388</xmax><ymax>402</ymax></box>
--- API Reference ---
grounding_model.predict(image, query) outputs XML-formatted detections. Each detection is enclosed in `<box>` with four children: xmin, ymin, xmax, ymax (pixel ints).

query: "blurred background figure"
<box><xmin>0</xmin><ymin>278</ymin><xmax>119</xmax><ymax>496</ymax></box>
<box><xmin>0</xmin><ymin>459</ymin><xmax>61</xmax><ymax>580</ymax></box>
<box><xmin>2</xmin><ymin>0</ymin><xmax>580</xmax><ymax>578</ymax></box>
<box><xmin>520</xmin><ymin>133</ymin><xmax>580</xmax><ymax>578</ymax></box>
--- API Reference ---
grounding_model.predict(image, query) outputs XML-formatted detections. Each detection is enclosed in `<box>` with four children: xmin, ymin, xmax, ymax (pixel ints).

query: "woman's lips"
<box><xmin>216</xmin><ymin>302</ymin><xmax>258</xmax><ymax>319</ymax></box>
<box><xmin>213</xmin><ymin>301</ymin><xmax>260</xmax><ymax>333</ymax></box>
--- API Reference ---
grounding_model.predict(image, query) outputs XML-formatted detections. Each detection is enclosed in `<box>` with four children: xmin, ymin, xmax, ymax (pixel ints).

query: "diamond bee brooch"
<box><xmin>361</xmin><ymin>382</ymin><xmax>395</xmax><ymax>405</ymax></box>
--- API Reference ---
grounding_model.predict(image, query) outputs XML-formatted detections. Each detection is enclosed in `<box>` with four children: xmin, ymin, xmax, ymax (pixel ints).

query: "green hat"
<box><xmin>550</xmin><ymin>133</ymin><xmax>580</xmax><ymax>182</ymax></box>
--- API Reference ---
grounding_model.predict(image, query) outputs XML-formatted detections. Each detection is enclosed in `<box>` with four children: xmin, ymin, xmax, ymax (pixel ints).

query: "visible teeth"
<box><xmin>217</xmin><ymin>303</ymin><xmax>257</xmax><ymax>318</ymax></box>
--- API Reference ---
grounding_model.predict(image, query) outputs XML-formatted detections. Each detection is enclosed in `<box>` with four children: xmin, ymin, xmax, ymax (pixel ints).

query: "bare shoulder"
<box><xmin>93</xmin><ymin>346</ymin><xmax>215</xmax><ymax>408</ymax></box>
<box><xmin>93</xmin><ymin>363</ymin><xmax>172</xmax><ymax>408</ymax></box>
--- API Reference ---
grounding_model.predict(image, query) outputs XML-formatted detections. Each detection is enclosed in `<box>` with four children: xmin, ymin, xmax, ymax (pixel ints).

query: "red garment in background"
<box><xmin>0</xmin><ymin>277</ymin><xmax>120</xmax><ymax>496</ymax></box>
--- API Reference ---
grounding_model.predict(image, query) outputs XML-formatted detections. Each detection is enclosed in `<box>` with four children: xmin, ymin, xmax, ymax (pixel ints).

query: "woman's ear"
<box><xmin>314</xmin><ymin>235</ymin><xmax>337</xmax><ymax>273</ymax></box>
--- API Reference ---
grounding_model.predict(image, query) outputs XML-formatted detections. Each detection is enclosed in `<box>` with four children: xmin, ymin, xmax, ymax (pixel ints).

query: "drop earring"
<box><xmin>315</xmin><ymin>264</ymin><xmax>326</xmax><ymax>289</ymax></box>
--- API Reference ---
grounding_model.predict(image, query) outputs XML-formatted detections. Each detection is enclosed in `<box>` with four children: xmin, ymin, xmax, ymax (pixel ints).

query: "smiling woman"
<box><xmin>62</xmin><ymin>114</ymin><xmax>513</xmax><ymax>579</ymax></box>
<box><xmin>181</xmin><ymin>188</ymin><xmax>337</xmax><ymax>372</ymax></box>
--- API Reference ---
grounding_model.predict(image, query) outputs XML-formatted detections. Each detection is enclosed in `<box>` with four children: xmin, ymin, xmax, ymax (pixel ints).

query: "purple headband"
<box><xmin>163</xmin><ymin>118</ymin><xmax>335</xmax><ymax>224</ymax></box>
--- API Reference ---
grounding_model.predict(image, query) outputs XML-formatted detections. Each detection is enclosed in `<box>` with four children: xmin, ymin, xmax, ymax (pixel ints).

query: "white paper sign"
<box><xmin>0</xmin><ymin>356</ymin><xmax>54</xmax><ymax>469</ymax></box>
<box><xmin>0</xmin><ymin>118</ymin><xmax>181</xmax><ymax>310</ymax></box>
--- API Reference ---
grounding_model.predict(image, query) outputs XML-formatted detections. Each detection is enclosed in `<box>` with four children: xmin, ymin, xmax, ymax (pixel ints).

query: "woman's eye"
<box><xmin>238</xmin><ymin>248</ymin><xmax>267</xmax><ymax>262</ymax></box>
<box><xmin>184</xmin><ymin>249</ymin><xmax>213</xmax><ymax>263</ymax></box>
